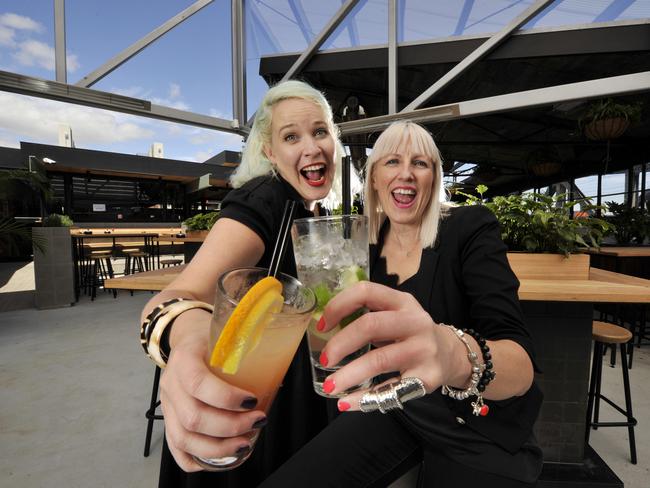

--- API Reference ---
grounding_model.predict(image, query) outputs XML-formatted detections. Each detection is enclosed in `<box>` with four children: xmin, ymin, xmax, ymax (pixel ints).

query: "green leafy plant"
<box><xmin>580</xmin><ymin>98</ymin><xmax>642</xmax><ymax>127</ymax></box>
<box><xmin>0</xmin><ymin>218</ymin><xmax>46</xmax><ymax>255</ymax></box>
<box><xmin>182</xmin><ymin>211</ymin><xmax>219</xmax><ymax>231</ymax></box>
<box><xmin>457</xmin><ymin>185</ymin><xmax>613</xmax><ymax>255</ymax></box>
<box><xmin>42</xmin><ymin>213</ymin><xmax>74</xmax><ymax>227</ymax></box>
<box><xmin>331</xmin><ymin>203</ymin><xmax>359</xmax><ymax>215</ymax></box>
<box><xmin>604</xmin><ymin>201</ymin><xmax>649</xmax><ymax>245</ymax></box>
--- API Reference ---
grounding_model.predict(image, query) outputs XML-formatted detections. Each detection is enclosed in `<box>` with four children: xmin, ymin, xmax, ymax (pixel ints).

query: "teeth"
<box><xmin>302</xmin><ymin>164</ymin><xmax>325</xmax><ymax>172</ymax></box>
<box><xmin>392</xmin><ymin>188</ymin><xmax>416</xmax><ymax>195</ymax></box>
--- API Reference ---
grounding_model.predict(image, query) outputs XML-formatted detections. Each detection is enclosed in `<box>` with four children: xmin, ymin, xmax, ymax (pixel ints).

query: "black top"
<box><xmin>159</xmin><ymin>175</ymin><xmax>330</xmax><ymax>488</ymax></box>
<box><xmin>371</xmin><ymin>205</ymin><xmax>543</xmax><ymax>483</ymax></box>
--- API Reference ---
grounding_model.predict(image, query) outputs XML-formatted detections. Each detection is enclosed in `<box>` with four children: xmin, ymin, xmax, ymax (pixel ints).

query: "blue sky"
<box><xmin>1</xmin><ymin>0</ymin><xmax>647</xmax><ymax>163</ymax></box>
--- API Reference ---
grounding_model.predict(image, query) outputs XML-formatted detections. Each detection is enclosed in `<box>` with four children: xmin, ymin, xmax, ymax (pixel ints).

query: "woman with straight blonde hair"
<box><xmin>262</xmin><ymin>121</ymin><xmax>543</xmax><ymax>487</ymax></box>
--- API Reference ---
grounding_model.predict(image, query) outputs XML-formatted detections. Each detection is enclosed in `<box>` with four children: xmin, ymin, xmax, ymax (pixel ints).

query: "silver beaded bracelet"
<box><xmin>440</xmin><ymin>324</ymin><xmax>489</xmax><ymax>416</ymax></box>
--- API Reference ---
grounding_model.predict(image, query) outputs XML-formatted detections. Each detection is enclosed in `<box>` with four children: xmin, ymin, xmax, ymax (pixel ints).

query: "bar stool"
<box><xmin>160</xmin><ymin>258</ymin><xmax>182</xmax><ymax>268</ymax></box>
<box><xmin>585</xmin><ymin>320</ymin><xmax>637</xmax><ymax>464</ymax></box>
<box><xmin>87</xmin><ymin>250</ymin><xmax>115</xmax><ymax>300</ymax></box>
<box><xmin>144</xmin><ymin>366</ymin><xmax>163</xmax><ymax>457</ymax></box>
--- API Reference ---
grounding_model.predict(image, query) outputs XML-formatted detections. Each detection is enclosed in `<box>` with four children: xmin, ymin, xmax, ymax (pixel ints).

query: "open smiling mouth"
<box><xmin>392</xmin><ymin>188</ymin><xmax>416</xmax><ymax>208</ymax></box>
<box><xmin>300</xmin><ymin>163</ymin><xmax>327</xmax><ymax>187</ymax></box>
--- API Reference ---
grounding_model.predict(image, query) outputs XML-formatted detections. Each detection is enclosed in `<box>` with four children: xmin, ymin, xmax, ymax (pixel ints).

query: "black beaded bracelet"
<box><xmin>462</xmin><ymin>328</ymin><xmax>496</xmax><ymax>392</ymax></box>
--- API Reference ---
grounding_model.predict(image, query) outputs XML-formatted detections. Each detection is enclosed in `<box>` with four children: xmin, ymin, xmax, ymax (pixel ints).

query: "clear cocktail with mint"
<box><xmin>291</xmin><ymin>215</ymin><xmax>372</xmax><ymax>398</ymax></box>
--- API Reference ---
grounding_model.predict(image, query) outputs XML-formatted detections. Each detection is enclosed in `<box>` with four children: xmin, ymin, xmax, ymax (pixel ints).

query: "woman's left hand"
<box><xmin>318</xmin><ymin>281</ymin><xmax>470</xmax><ymax>411</ymax></box>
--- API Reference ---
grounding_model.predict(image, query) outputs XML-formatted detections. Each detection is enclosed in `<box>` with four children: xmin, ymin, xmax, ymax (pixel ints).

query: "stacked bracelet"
<box><xmin>463</xmin><ymin>328</ymin><xmax>496</xmax><ymax>392</ymax></box>
<box><xmin>140</xmin><ymin>298</ymin><xmax>214</xmax><ymax>368</ymax></box>
<box><xmin>440</xmin><ymin>324</ymin><xmax>494</xmax><ymax>417</ymax></box>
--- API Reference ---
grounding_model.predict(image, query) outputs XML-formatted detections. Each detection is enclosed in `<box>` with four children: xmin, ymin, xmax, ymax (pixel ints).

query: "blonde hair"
<box><xmin>364</xmin><ymin>121</ymin><xmax>450</xmax><ymax>248</ymax></box>
<box><xmin>230</xmin><ymin>80</ymin><xmax>349</xmax><ymax>209</ymax></box>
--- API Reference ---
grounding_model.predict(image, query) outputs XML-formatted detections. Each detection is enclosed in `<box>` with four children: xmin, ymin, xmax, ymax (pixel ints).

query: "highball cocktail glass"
<box><xmin>194</xmin><ymin>267</ymin><xmax>316</xmax><ymax>471</ymax></box>
<box><xmin>291</xmin><ymin>215</ymin><xmax>372</xmax><ymax>398</ymax></box>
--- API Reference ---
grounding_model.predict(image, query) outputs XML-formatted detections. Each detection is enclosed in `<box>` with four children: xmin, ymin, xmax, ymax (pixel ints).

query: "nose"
<box><xmin>398</xmin><ymin>161</ymin><xmax>414</xmax><ymax>180</ymax></box>
<box><xmin>302</xmin><ymin>135</ymin><xmax>321</xmax><ymax>158</ymax></box>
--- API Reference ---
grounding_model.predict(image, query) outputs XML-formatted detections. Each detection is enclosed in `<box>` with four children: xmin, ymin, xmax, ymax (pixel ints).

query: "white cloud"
<box><xmin>0</xmin><ymin>92</ymin><xmax>154</xmax><ymax>146</ymax></box>
<box><xmin>0</xmin><ymin>25</ymin><xmax>16</xmax><ymax>47</ymax></box>
<box><xmin>0</xmin><ymin>13</ymin><xmax>43</xmax><ymax>32</ymax></box>
<box><xmin>11</xmin><ymin>39</ymin><xmax>80</xmax><ymax>72</ymax></box>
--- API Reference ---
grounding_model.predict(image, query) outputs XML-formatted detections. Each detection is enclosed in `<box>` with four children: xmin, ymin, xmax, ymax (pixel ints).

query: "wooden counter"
<box><xmin>105</xmin><ymin>261</ymin><xmax>650</xmax><ymax>302</ymax></box>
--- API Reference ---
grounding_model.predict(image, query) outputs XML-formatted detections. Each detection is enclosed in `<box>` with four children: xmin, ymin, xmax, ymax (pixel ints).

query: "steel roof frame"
<box><xmin>0</xmin><ymin>0</ymin><xmax>648</xmax><ymax>141</ymax></box>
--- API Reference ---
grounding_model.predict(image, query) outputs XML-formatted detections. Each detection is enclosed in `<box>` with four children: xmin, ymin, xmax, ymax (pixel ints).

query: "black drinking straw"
<box><xmin>342</xmin><ymin>155</ymin><xmax>352</xmax><ymax>239</ymax></box>
<box><xmin>268</xmin><ymin>200</ymin><xmax>296</xmax><ymax>278</ymax></box>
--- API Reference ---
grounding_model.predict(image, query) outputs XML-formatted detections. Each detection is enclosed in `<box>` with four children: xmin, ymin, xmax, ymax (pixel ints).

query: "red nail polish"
<box><xmin>316</xmin><ymin>316</ymin><xmax>326</xmax><ymax>331</ymax></box>
<box><xmin>323</xmin><ymin>378</ymin><xmax>335</xmax><ymax>394</ymax></box>
<box><xmin>319</xmin><ymin>351</ymin><xmax>328</xmax><ymax>367</ymax></box>
<box><xmin>338</xmin><ymin>401</ymin><xmax>351</xmax><ymax>412</ymax></box>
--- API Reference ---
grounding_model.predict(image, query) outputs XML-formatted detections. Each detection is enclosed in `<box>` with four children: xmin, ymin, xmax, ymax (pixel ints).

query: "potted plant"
<box><xmin>456</xmin><ymin>185</ymin><xmax>613</xmax><ymax>278</ymax></box>
<box><xmin>458</xmin><ymin>185</ymin><xmax>612</xmax><ymax>255</ymax></box>
<box><xmin>182</xmin><ymin>211</ymin><xmax>219</xmax><ymax>235</ymax></box>
<box><xmin>181</xmin><ymin>211</ymin><xmax>219</xmax><ymax>262</ymax></box>
<box><xmin>604</xmin><ymin>201</ymin><xmax>649</xmax><ymax>246</ymax></box>
<box><xmin>580</xmin><ymin>98</ymin><xmax>642</xmax><ymax>141</ymax></box>
<box><xmin>32</xmin><ymin>213</ymin><xmax>76</xmax><ymax>309</ymax></box>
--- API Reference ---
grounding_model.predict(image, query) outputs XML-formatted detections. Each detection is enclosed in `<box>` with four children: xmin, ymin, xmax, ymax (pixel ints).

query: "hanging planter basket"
<box><xmin>584</xmin><ymin>117</ymin><xmax>630</xmax><ymax>141</ymax></box>
<box><xmin>530</xmin><ymin>161</ymin><xmax>562</xmax><ymax>177</ymax></box>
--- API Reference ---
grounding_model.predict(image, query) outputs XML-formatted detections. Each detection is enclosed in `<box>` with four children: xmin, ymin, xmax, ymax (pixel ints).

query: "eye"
<box><xmin>385</xmin><ymin>158</ymin><xmax>399</xmax><ymax>166</ymax></box>
<box><xmin>413</xmin><ymin>159</ymin><xmax>430</xmax><ymax>168</ymax></box>
<box><xmin>314</xmin><ymin>127</ymin><xmax>329</xmax><ymax>137</ymax></box>
<box><xmin>283</xmin><ymin>133</ymin><xmax>297</xmax><ymax>142</ymax></box>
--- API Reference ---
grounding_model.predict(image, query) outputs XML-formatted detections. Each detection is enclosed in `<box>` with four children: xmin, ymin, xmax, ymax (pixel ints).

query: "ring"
<box><xmin>359</xmin><ymin>377</ymin><xmax>426</xmax><ymax>413</ymax></box>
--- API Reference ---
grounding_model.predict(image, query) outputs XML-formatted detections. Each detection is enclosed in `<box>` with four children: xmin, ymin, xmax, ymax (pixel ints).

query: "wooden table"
<box><xmin>104</xmin><ymin>264</ymin><xmax>186</xmax><ymax>291</ymax></box>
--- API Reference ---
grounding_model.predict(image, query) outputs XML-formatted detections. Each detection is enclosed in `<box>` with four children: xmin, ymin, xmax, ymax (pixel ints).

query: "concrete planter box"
<box><xmin>32</xmin><ymin>227</ymin><xmax>75</xmax><ymax>309</ymax></box>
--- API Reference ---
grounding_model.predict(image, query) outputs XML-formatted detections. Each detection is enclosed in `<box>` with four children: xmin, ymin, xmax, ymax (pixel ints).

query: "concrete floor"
<box><xmin>0</xmin><ymin>261</ymin><xmax>648</xmax><ymax>487</ymax></box>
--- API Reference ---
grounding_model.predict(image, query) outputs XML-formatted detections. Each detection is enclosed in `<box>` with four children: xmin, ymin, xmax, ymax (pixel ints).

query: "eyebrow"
<box><xmin>278</xmin><ymin>120</ymin><xmax>327</xmax><ymax>132</ymax></box>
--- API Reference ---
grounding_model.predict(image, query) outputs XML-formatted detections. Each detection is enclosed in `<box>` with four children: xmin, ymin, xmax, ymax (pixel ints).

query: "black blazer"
<box><xmin>370</xmin><ymin>205</ymin><xmax>543</xmax><ymax>459</ymax></box>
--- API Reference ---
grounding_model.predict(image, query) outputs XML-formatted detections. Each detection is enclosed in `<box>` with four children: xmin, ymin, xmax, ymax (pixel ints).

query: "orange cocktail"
<box><xmin>194</xmin><ymin>267</ymin><xmax>315</xmax><ymax>471</ymax></box>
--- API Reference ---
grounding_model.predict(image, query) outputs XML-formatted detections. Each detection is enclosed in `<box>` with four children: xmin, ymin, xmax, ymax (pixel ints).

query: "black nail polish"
<box><xmin>240</xmin><ymin>397</ymin><xmax>258</xmax><ymax>409</ymax></box>
<box><xmin>252</xmin><ymin>417</ymin><xmax>268</xmax><ymax>429</ymax></box>
<box><xmin>235</xmin><ymin>445</ymin><xmax>251</xmax><ymax>456</ymax></box>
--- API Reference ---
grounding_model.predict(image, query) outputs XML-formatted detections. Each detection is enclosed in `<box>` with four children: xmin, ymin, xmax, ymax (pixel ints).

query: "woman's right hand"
<box><xmin>159</xmin><ymin>312</ymin><xmax>267</xmax><ymax>472</ymax></box>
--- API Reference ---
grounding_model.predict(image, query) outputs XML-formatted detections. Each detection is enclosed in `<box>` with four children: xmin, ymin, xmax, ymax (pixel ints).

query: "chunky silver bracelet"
<box><xmin>440</xmin><ymin>324</ymin><xmax>489</xmax><ymax>416</ymax></box>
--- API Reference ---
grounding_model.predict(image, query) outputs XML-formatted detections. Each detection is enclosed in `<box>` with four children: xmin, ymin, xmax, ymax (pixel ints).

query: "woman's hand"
<box><xmin>318</xmin><ymin>281</ymin><xmax>472</xmax><ymax>411</ymax></box>
<box><xmin>159</xmin><ymin>312</ymin><xmax>267</xmax><ymax>472</ymax></box>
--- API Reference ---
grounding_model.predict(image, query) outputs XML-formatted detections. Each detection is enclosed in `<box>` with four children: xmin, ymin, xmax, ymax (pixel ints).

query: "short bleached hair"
<box><xmin>229</xmin><ymin>80</ymin><xmax>351</xmax><ymax>210</ymax></box>
<box><xmin>364</xmin><ymin>121</ymin><xmax>450</xmax><ymax>248</ymax></box>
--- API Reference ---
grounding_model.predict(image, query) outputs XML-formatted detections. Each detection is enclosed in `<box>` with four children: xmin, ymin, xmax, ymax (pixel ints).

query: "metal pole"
<box><xmin>232</xmin><ymin>0</ymin><xmax>246</xmax><ymax>126</ymax></box>
<box><xmin>54</xmin><ymin>0</ymin><xmax>67</xmax><ymax>83</ymax></box>
<box><xmin>388</xmin><ymin>0</ymin><xmax>397</xmax><ymax>114</ymax></box>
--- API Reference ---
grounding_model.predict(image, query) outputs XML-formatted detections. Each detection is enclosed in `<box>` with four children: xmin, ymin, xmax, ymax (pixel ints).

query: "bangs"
<box><xmin>368</xmin><ymin>122</ymin><xmax>440</xmax><ymax>167</ymax></box>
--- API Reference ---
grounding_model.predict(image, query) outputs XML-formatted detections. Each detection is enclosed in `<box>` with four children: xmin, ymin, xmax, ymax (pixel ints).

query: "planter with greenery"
<box><xmin>32</xmin><ymin>213</ymin><xmax>76</xmax><ymax>309</ymax></box>
<box><xmin>182</xmin><ymin>211</ymin><xmax>219</xmax><ymax>234</ymax></box>
<box><xmin>580</xmin><ymin>98</ymin><xmax>642</xmax><ymax>141</ymax></box>
<box><xmin>604</xmin><ymin>201</ymin><xmax>649</xmax><ymax>246</ymax></box>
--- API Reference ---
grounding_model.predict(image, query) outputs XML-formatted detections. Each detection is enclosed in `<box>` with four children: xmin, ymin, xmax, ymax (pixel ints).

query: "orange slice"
<box><xmin>209</xmin><ymin>276</ymin><xmax>284</xmax><ymax>375</ymax></box>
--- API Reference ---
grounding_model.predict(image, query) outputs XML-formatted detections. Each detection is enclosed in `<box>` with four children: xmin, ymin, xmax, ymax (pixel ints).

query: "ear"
<box><xmin>263</xmin><ymin>144</ymin><xmax>276</xmax><ymax>166</ymax></box>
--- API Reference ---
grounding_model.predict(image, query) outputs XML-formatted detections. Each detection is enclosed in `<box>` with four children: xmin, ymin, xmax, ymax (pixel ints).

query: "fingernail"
<box><xmin>240</xmin><ymin>397</ymin><xmax>258</xmax><ymax>410</ymax></box>
<box><xmin>252</xmin><ymin>417</ymin><xmax>268</xmax><ymax>429</ymax></box>
<box><xmin>316</xmin><ymin>316</ymin><xmax>326</xmax><ymax>331</ymax></box>
<box><xmin>338</xmin><ymin>401</ymin><xmax>351</xmax><ymax>412</ymax></box>
<box><xmin>323</xmin><ymin>378</ymin><xmax>335</xmax><ymax>394</ymax></box>
<box><xmin>235</xmin><ymin>444</ymin><xmax>251</xmax><ymax>456</ymax></box>
<box><xmin>319</xmin><ymin>351</ymin><xmax>328</xmax><ymax>367</ymax></box>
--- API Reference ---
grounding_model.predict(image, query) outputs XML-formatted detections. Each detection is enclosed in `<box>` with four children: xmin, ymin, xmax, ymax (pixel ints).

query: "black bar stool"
<box><xmin>585</xmin><ymin>320</ymin><xmax>637</xmax><ymax>464</ymax></box>
<box><xmin>160</xmin><ymin>258</ymin><xmax>183</xmax><ymax>268</ymax></box>
<box><xmin>144</xmin><ymin>366</ymin><xmax>163</xmax><ymax>457</ymax></box>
